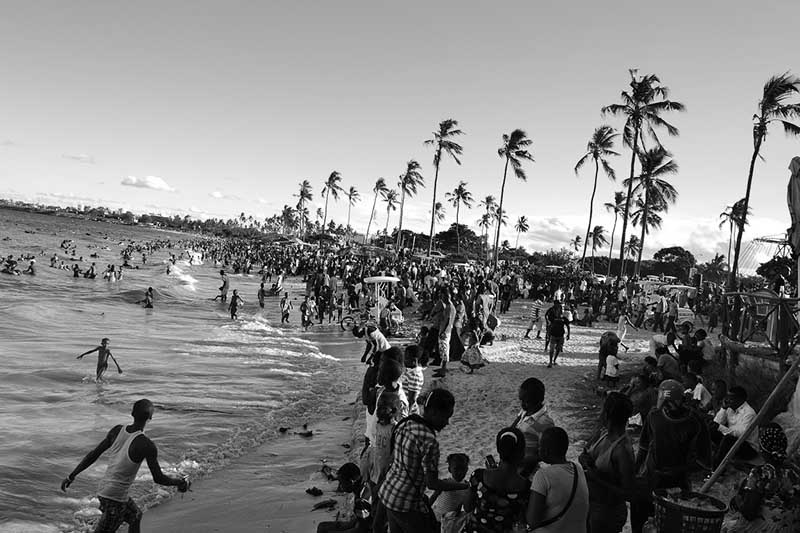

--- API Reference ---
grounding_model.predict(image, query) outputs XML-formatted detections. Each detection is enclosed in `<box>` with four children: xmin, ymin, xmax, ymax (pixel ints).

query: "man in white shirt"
<box><xmin>711</xmin><ymin>386</ymin><xmax>758</xmax><ymax>467</ymax></box>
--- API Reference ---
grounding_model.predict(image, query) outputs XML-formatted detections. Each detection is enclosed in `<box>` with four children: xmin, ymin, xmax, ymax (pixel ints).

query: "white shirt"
<box><xmin>604</xmin><ymin>355</ymin><xmax>619</xmax><ymax>377</ymax></box>
<box><xmin>689</xmin><ymin>383</ymin><xmax>712</xmax><ymax>409</ymax></box>
<box><xmin>714</xmin><ymin>402</ymin><xmax>758</xmax><ymax>448</ymax></box>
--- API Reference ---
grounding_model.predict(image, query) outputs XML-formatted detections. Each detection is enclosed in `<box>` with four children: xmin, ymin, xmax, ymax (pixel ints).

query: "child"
<box><xmin>430</xmin><ymin>453</ymin><xmax>471</xmax><ymax>524</ymax></box>
<box><xmin>603</xmin><ymin>351</ymin><xmax>620</xmax><ymax>387</ymax></box>
<box><xmin>368</xmin><ymin>393</ymin><xmax>399</xmax><ymax>489</ymax></box>
<box><xmin>316</xmin><ymin>463</ymin><xmax>373</xmax><ymax>533</ymax></box>
<box><xmin>616</xmin><ymin>306</ymin><xmax>638</xmax><ymax>351</ymax></box>
<box><xmin>598</xmin><ymin>331</ymin><xmax>621</xmax><ymax>380</ymax></box>
<box><xmin>460</xmin><ymin>331</ymin><xmax>487</xmax><ymax>374</ymax></box>
<box><xmin>402</xmin><ymin>345</ymin><xmax>424</xmax><ymax>415</ymax></box>
<box><xmin>77</xmin><ymin>337</ymin><xmax>121</xmax><ymax>381</ymax></box>
<box><xmin>684</xmin><ymin>372</ymin><xmax>712</xmax><ymax>412</ymax></box>
<box><xmin>695</xmin><ymin>328</ymin><xmax>715</xmax><ymax>365</ymax></box>
<box><xmin>335</xmin><ymin>293</ymin><xmax>344</xmax><ymax>323</ymax></box>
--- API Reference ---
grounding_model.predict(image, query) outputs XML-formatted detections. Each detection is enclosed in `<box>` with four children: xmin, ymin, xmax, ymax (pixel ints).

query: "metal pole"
<box><xmin>700</xmin><ymin>328</ymin><xmax>800</xmax><ymax>493</ymax></box>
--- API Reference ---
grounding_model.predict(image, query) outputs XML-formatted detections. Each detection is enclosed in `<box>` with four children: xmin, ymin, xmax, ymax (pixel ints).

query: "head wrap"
<box><xmin>759</xmin><ymin>422</ymin><xmax>788</xmax><ymax>462</ymax></box>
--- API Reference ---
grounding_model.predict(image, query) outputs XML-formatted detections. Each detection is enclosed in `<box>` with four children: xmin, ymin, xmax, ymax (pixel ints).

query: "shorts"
<box><xmin>94</xmin><ymin>496</ymin><xmax>141</xmax><ymax>532</ymax></box>
<box><xmin>438</xmin><ymin>336</ymin><xmax>450</xmax><ymax>364</ymax></box>
<box><xmin>528</xmin><ymin>317</ymin><xmax>542</xmax><ymax>330</ymax></box>
<box><xmin>549</xmin><ymin>336</ymin><xmax>564</xmax><ymax>356</ymax></box>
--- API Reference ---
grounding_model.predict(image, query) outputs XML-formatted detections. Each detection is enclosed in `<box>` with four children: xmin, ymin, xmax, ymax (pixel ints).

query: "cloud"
<box><xmin>209</xmin><ymin>190</ymin><xmax>241</xmax><ymax>200</ymax></box>
<box><xmin>121</xmin><ymin>175</ymin><xmax>175</xmax><ymax>192</ymax></box>
<box><xmin>0</xmin><ymin>140</ymin><xmax>14</xmax><ymax>146</ymax></box>
<box><xmin>62</xmin><ymin>153</ymin><xmax>95</xmax><ymax>164</ymax></box>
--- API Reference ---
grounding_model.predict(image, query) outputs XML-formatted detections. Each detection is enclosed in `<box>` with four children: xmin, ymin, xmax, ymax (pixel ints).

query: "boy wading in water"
<box><xmin>78</xmin><ymin>338</ymin><xmax>122</xmax><ymax>381</ymax></box>
<box><xmin>60</xmin><ymin>399</ymin><xmax>190</xmax><ymax>533</ymax></box>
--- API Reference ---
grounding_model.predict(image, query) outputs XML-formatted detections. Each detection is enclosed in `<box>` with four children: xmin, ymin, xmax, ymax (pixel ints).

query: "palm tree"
<box><xmin>575</xmin><ymin>125</ymin><xmax>620</xmax><ymax>268</ymax></box>
<box><xmin>479</xmin><ymin>196</ymin><xmax>497</xmax><ymax>256</ymax></box>
<box><xmin>495</xmin><ymin>129</ymin><xmax>534</xmax><ymax>266</ymax></box>
<box><xmin>396</xmin><ymin>160</ymin><xmax>425</xmax><ymax>249</ymax></box>
<box><xmin>570</xmin><ymin>235</ymin><xmax>583</xmax><ymax>252</ymax></box>
<box><xmin>622</xmin><ymin>235</ymin><xmax>641</xmax><ymax>276</ymax></box>
<box><xmin>730</xmin><ymin>72</ymin><xmax>800</xmax><ymax>283</ymax></box>
<box><xmin>280</xmin><ymin>205</ymin><xmax>296</xmax><ymax>234</ymax></box>
<box><xmin>345</xmin><ymin>186</ymin><xmax>360</xmax><ymax>241</ymax></box>
<box><xmin>424</xmin><ymin>119</ymin><xmax>464</xmax><ymax>257</ymax></box>
<box><xmin>602</xmin><ymin>70</ymin><xmax>684</xmax><ymax>276</ymax></box>
<box><xmin>382</xmin><ymin>189</ymin><xmax>399</xmax><ymax>246</ymax></box>
<box><xmin>364</xmin><ymin>178</ymin><xmax>388</xmax><ymax>244</ymax></box>
<box><xmin>321</xmin><ymin>171</ymin><xmax>343</xmax><ymax>231</ymax></box>
<box><xmin>445</xmin><ymin>181</ymin><xmax>474</xmax><ymax>255</ymax></box>
<box><xmin>295</xmin><ymin>180</ymin><xmax>313</xmax><ymax>235</ymax></box>
<box><xmin>719</xmin><ymin>198</ymin><xmax>752</xmax><ymax>268</ymax></box>
<box><xmin>604</xmin><ymin>191</ymin><xmax>627</xmax><ymax>278</ymax></box>
<box><xmin>514</xmin><ymin>215</ymin><xmax>530</xmax><ymax>248</ymax></box>
<box><xmin>624</xmin><ymin>147</ymin><xmax>679</xmax><ymax>275</ymax></box>
<box><xmin>590</xmin><ymin>225</ymin><xmax>609</xmax><ymax>273</ymax></box>
<box><xmin>477</xmin><ymin>212</ymin><xmax>493</xmax><ymax>260</ymax></box>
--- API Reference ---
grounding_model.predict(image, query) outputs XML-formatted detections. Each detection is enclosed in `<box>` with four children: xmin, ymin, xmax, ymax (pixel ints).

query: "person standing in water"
<box><xmin>229</xmin><ymin>289</ymin><xmax>245</xmax><ymax>319</ymax></box>
<box><xmin>60</xmin><ymin>399</ymin><xmax>190</xmax><ymax>533</ymax></box>
<box><xmin>78</xmin><ymin>338</ymin><xmax>122</xmax><ymax>382</ymax></box>
<box><xmin>257</xmin><ymin>282</ymin><xmax>267</xmax><ymax>309</ymax></box>
<box><xmin>213</xmin><ymin>270</ymin><xmax>229</xmax><ymax>302</ymax></box>
<box><xmin>137</xmin><ymin>287</ymin><xmax>154</xmax><ymax>308</ymax></box>
<box><xmin>280</xmin><ymin>292</ymin><xmax>293</xmax><ymax>324</ymax></box>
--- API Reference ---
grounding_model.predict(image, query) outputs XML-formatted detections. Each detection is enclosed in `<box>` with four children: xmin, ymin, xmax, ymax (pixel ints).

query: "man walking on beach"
<box><xmin>378</xmin><ymin>389</ymin><xmax>468</xmax><ymax>532</ymax></box>
<box><xmin>280</xmin><ymin>292</ymin><xmax>293</xmax><ymax>324</ymax></box>
<box><xmin>213</xmin><ymin>270</ymin><xmax>229</xmax><ymax>302</ymax></box>
<box><xmin>60</xmin><ymin>399</ymin><xmax>190</xmax><ymax>533</ymax></box>
<box><xmin>432</xmin><ymin>289</ymin><xmax>455</xmax><ymax>379</ymax></box>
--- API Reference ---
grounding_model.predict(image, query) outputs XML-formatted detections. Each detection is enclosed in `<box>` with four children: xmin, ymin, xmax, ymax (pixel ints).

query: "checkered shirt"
<box><xmin>377</xmin><ymin>417</ymin><xmax>439</xmax><ymax>513</ymax></box>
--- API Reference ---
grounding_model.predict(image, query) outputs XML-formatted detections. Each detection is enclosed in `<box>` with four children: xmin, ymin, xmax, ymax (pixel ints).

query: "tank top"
<box><xmin>586</xmin><ymin>432</ymin><xmax>631</xmax><ymax>505</ymax></box>
<box><xmin>97</xmin><ymin>426</ymin><xmax>144</xmax><ymax>502</ymax></box>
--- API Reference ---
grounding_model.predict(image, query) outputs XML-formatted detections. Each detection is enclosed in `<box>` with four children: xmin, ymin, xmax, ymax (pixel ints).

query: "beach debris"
<box><xmin>305</xmin><ymin>487</ymin><xmax>323</xmax><ymax>497</ymax></box>
<box><xmin>342</xmin><ymin>416</ymin><xmax>350</xmax><ymax>421</ymax></box>
<box><xmin>341</xmin><ymin>443</ymin><xmax>351</xmax><ymax>449</ymax></box>
<box><xmin>303</xmin><ymin>423</ymin><xmax>308</xmax><ymax>430</ymax></box>
<box><xmin>295</xmin><ymin>430</ymin><xmax>313</xmax><ymax>438</ymax></box>
<box><xmin>320</xmin><ymin>462</ymin><xmax>337</xmax><ymax>481</ymax></box>
<box><xmin>312</xmin><ymin>499</ymin><xmax>337</xmax><ymax>511</ymax></box>
<box><xmin>278</xmin><ymin>427</ymin><xmax>289</xmax><ymax>433</ymax></box>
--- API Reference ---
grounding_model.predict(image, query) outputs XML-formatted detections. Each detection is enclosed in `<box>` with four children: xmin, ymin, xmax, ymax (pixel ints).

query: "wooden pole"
<box><xmin>700</xmin><ymin>322</ymin><xmax>800</xmax><ymax>493</ymax></box>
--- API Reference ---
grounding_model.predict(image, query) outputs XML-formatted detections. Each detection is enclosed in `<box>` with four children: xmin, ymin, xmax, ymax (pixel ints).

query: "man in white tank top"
<box><xmin>60</xmin><ymin>399</ymin><xmax>190</xmax><ymax>532</ymax></box>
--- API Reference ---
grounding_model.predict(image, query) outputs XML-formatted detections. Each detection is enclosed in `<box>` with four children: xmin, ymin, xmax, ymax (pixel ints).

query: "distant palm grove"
<box><xmin>18</xmin><ymin>70</ymin><xmax>800</xmax><ymax>285</ymax></box>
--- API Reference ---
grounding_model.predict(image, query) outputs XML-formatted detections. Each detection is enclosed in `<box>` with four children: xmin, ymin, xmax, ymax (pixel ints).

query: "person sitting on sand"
<box><xmin>710</xmin><ymin>385</ymin><xmax>758</xmax><ymax>468</ymax></box>
<box><xmin>526</xmin><ymin>427</ymin><xmax>590</xmax><ymax>532</ymax></box>
<box><xmin>512</xmin><ymin>377</ymin><xmax>555</xmax><ymax>477</ymax></box>
<box><xmin>315</xmin><ymin>464</ymin><xmax>373</xmax><ymax>533</ymax></box>
<box><xmin>463</xmin><ymin>428</ymin><xmax>530</xmax><ymax>533</ymax></box>
<box><xmin>60</xmin><ymin>399</ymin><xmax>190</xmax><ymax>533</ymax></box>
<box><xmin>723</xmin><ymin>422</ymin><xmax>800</xmax><ymax>532</ymax></box>
<box><xmin>229</xmin><ymin>289</ymin><xmax>245</xmax><ymax>319</ymax></box>
<box><xmin>460</xmin><ymin>331</ymin><xmax>487</xmax><ymax>374</ymax></box>
<box><xmin>401</xmin><ymin>345</ymin><xmax>424</xmax><ymax>415</ymax></box>
<box><xmin>377</xmin><ymin>389</ymin><xmax>469</xmax><ymax>530</ymax></box>
<box><xmin>580</xmin><ymin>393</ymin><xmax>635</xmax><ymax>533</ymax></box>
<box><xmin>77</xmin><ymin>337</ymin><xmax>122</xmax><ymax>381</ymax></box>
<box><xmin>684</xmin><ymin>372</ymin><xmax>712</xmax><ymax>412</ymax></box>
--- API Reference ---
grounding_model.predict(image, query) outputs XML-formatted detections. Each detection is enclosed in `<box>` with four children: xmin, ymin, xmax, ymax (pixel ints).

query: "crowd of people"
<box><xmin>4</xmin><ymin>230</ymin><xmax>798</xmax><ymax>533</ymax></box>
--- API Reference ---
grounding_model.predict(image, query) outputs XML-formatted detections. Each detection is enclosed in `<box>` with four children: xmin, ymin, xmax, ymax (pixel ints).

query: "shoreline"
<box><xmin>142</xmin><ymin>300</ymin><xmax>643</xmax><ymax>532</ymax></box>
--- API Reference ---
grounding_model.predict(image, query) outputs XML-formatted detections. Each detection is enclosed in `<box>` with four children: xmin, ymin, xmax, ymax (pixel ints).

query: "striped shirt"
<box><xmin>402</xmin><ymin>367</ymin><xmax>424</xmax><ymax>396</ymax></box>
<box><xmin>530</xmin><ymin>300</ymin><xmax>545</xmax><ymax>320</ymax></box>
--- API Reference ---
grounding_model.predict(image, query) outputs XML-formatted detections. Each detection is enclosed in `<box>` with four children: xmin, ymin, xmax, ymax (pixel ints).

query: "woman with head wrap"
<box><xmin>723</xmin><ymin>422</ymin><xmax>800</xmax><ymax>532</ymax></box>
<box><xmin>462</xmin><ymin>427</ymin><xmax>530</xmax><ymax>532</ymax></box>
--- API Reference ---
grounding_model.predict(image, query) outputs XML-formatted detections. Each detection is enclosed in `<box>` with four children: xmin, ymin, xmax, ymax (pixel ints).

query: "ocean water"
<box><xmin>0</xmin><ymin>209</ymin><xmax>359</xmax><ymax>532</ymax></box>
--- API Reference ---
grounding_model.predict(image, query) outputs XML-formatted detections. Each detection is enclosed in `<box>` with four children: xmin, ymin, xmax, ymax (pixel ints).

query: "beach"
<box><xmin>143</xmin><ymin>301</ymin><xmax>654</xmax><ymax>532</ymax></box>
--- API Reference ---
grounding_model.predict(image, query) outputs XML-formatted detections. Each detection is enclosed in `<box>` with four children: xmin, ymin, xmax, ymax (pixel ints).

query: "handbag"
<box><xmin>530</xmin><ymin>462</ymin><xmax>579</xmax><ymax>530</ymax></box>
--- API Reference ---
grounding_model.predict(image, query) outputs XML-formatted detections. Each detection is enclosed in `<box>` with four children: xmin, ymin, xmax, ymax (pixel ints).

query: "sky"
<box><xmin>1</xmin><ymin>1</ymin><xmax>799</xmax><ymax>270</ymax></box>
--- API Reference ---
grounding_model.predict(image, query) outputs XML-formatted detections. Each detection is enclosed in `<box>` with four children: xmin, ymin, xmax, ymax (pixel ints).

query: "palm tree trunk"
<box><xmin>516</xmin><ymin>230</ymin><xmax>520</xmax><ymax>249</ymax></box>
<box><xmin>365</xmin><ymin>193</ymin><xmax>378</xmax><ymax>244</ymax></box>
<box><xmin>396</xmin><ymin>189</ymin><xmax>406</xmax><ymax>249</ymax></box>
<box><xmin>493</xmin><ymin>157</ymin><xmax>510</xmax><ymax>267</ymax></box>
<box><xmin>727</xmin><ymin>221</ymin><xmax>733</xmax><ymax>270</ymax></box>
<box><xmin>591</xmin><ymin>245</ymin><xmax>595</xmax><ymax>274</ymax></box>
<box><xmin>730</xmin><ymin>137</ymin><xmax>762</xmax><ymax>286</ymax></box>
<box><xmin>456</xmin><ymin>202</ymin><xmax>461</xmax><ymax>255</ymax></box>
<box><xmin>384</xmin><ymin>208</ymin><xmax>390</xmax><ymax>248</ymax></box>
<box><xmin>346</xmin><ymin>203</ymin><xmax>352</xmax><ymax>243</ymax></box>
<box><xmin>636</xmin><ymin>188</ymin><xmax>649</xmax><ymax>276</ymax></box>
<box><xmin>581</xmin><ymin>159</ymin><xmax>599</xmax><ymax>268</ymax></box>
<box><xmin>607</xmin><ymin>213</ymin><xmax>618</xmax><ymax>278</ymax></box>
<box><xmin>618</xmin><ymin>129</ymin><xmax>640</xmax><ymax>276</ymax></box>
<box><xmin>428</xmin><ymin>150</ymin><xmax>441</xmax><ymax>257</ymax></box>
<box><xmin>323</xmin><ymin>190</ymin><xmax>330</xmax><ymax>231</ymax></box>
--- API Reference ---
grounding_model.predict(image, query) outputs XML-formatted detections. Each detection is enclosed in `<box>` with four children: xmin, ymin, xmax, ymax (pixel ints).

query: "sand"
<box><xmin>141</xmin><ymin>300</ymin><xmax>656</xmax><ymax>532</ymax></box>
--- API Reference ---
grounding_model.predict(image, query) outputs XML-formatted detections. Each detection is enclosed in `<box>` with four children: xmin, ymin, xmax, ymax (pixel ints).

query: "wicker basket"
<box><xmin>653</xmin><ymin>489</ymin><xmax>728</xmax><ymax>533</ymax></box>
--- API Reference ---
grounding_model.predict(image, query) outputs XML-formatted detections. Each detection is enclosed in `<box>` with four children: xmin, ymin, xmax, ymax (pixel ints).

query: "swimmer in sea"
<box><xmin>137</xmin><ymin>287</ymin><xmax>154</xmax><ymax>308</ymax></box>
<box><xmin>23</xmin><ymin>259</ymin><xmax>36</xmax><ymax>275</ymax></box>
<box><xmin>77</xmin><ymin>338</ymin><xmax>122</xmax><ymax>381</ymax></box>
<box><xmin>229</xmin><ymin>289</ymin><xmax>245</xmax><ymax>319</ymax></box>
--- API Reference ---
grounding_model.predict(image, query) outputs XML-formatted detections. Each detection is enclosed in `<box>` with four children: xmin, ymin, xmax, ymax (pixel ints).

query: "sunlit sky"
<box><xmin>1</xmin><ymin>1</ymin><xmax>799</xmax><ymax>268</ymax></box>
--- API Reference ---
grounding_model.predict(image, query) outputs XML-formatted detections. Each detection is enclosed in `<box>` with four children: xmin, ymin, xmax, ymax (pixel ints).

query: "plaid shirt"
<box><xmin>378</xmin><ymin>416</ymin><xmax>439</xmax><ymax>513</ymax></box>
